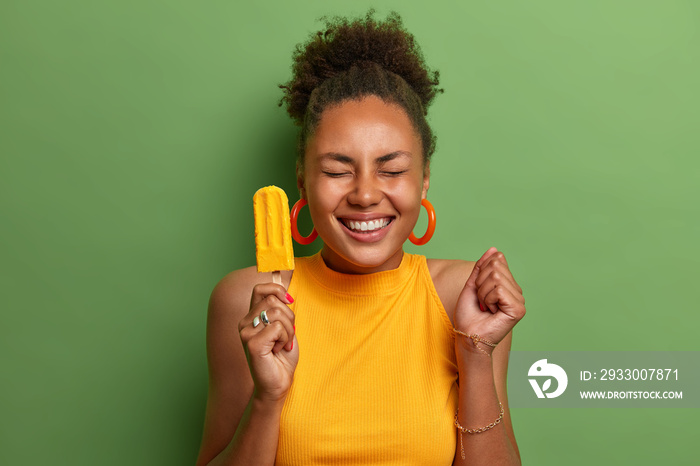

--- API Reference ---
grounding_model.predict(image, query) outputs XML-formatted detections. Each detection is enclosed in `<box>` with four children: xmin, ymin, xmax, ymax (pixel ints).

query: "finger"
<box><xmin>250</xmin><ymin>283</ymin><xmax>294</xmax><ymax>308</ymax></box>
<box><xmin>245</xmin><ymin>322</ymin><xmax>290</xmax><ymax>358</ymax></box>
<box><xmin>476</xmin><ymin>269</ymin><xmax>525</xmax><ymax>306</ymax></box>
<box><xmin>257</xmin><ymin>306</ymin><xmax>295</xmax><ymax>352</ymax></box>
<box><xmin>241</xmin><ymin>293</ymin><xmax>296</xmax><ymax>331</ymax></box>
<box><xmin>465</xmin><ymin>248</ymin><xmax>502</xmax><ymax>293</ymax></box>
<box><xmin>239</xmin><ymin>315</ymin><xmax>267</xmax><ymax>345</ymax></box>
<box><xmin>476</xmin><ymin>252</ymin><xmax>523</xmax><ymax>295</ymax></box>
<box><xmin>480</xmin><ymin>249</ymin><xmax>509</xmax><ymax>268</ymax></box>
<box><xmin>482</xmin><ymin>285</ymin><xmax>527</xmax><ymax>321</ymax></box>
<box><xmin>474</xmin><ymin>247</ymin><xmax>499</xmax><ymax>269</ymax></box>
<box><xmin>262</xmin><ymin>321</ymin><xmax>291</xmax><ymax>354</ymax></box>
<box><xmin>475</xmin><ymin>260</ymin><xmax>519</xmax><ymax>294</ymax></box>
<box><xmin>469</xmin><ymin>247</ymin><xmax>500</xmax><ymax>299</ymax></box>
<box><xmin>254</xmin><ymin>294</ymin><xmax>296</xmax><ymax>324</ymax></box>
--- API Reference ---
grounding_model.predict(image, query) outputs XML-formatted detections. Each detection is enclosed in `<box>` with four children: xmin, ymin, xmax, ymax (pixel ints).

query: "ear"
<box><xmin>296</xmin><ymin>161</ymin><xmax>306</xmax><ymax>200</ymax></box>
<box><xmin>421</xmin><ymin>162</ymin><xmax>430</xmax><ymax>199</ymax></box>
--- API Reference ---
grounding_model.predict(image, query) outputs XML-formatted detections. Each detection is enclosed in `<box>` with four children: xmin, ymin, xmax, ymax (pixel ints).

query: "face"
<box><xmin>299</xmin><ymin>95</ymin><xmax>429</xmax><ymax>274</ymax></box>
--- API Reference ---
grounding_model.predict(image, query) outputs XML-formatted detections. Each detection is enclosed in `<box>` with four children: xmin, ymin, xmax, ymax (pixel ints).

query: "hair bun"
<box><xmin>280</xmin><ymin>10</ymin><xmax>442</xmax><ymax>125</ymax></box>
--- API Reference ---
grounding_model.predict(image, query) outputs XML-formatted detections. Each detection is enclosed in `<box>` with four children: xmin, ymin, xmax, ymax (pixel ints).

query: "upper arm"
<box><xmin>195</xmin><ymin>267</ymin><xmax>258</xmax><ymax>466</ymax></box>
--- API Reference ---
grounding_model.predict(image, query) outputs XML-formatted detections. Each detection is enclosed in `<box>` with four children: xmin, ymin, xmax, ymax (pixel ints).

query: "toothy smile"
<box><xmin>340</xmin><ymin>217</ymin><xmax>392</xmax><ymax>233</ymax></box>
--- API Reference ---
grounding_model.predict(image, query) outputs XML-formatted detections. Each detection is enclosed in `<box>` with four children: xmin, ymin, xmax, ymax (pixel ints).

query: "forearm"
<box><xmin>453</xmin><ymin>347</ymin><xmax>520</xmax><ymax>466</ymax></box>
<box><xmin>205</xmin><ymin>394</ymin><xmax>284</xmax><ymax>466</ymax></box>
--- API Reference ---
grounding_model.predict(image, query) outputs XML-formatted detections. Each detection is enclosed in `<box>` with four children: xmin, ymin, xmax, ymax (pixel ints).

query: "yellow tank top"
<box><xmin>277</xmin><ymin>252</ymin><xmax>459</xmax><ymax>465</ymax></box>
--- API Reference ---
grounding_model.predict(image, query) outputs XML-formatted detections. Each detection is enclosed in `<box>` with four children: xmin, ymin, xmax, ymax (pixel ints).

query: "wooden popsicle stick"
<box><xmin>272</xmin><ymin>271</ymin><xmax>282</xmax><ymax>286</ymax></box>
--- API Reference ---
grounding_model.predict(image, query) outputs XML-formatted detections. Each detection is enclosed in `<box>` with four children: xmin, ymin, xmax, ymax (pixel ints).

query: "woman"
<box><xmin>197</xmin><ymin>11</ymin><xmax>525</xmax><ymax>465</ymax></box>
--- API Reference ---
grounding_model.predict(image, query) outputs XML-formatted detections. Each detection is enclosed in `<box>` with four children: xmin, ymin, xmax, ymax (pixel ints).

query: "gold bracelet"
<box><xmin>452</xmin><ymin>328</ymin><xmax>497</xmax><ymax>356</ymax></box>
<box><xmin>454</xmin><ymin>402</ymin><xmax>504</xmax><ymax>459</ymax></box>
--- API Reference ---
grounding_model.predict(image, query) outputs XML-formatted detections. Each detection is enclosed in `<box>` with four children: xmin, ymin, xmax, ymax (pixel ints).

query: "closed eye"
<box><xmin>322</xmin><ymin>171</ymin><xmax>351</xmax><ymax>178</ymax></box>
<box><xmin>381</xmin><ymin>170</ymin><xmax>408</xmax><ymax>176</ymax></box>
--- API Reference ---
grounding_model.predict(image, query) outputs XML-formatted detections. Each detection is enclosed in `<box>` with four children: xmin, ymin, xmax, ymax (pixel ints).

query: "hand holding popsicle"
<box><xmin>453</xmin><ymin>247</ymin><xmax>526</xmax><ymax>354</ymax></box>
<box><xmin>238</xmin><ymin>282</ymin><xmax>298</xmax><ymax>402</ymax></box>
<box><xmin>237</xmin><ymin>186</ymin><xmax>299</xmax><ymax>402</ymax></box>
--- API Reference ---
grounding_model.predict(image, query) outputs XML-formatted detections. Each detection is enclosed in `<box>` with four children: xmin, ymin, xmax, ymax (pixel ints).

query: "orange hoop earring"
<box><xmin>291</xmin><ymin>199</ymin><xmax>318</xmax><ymax>245</ymax></box>
<box><xmin>409</xmin><ymin>199</ymin><xmax>436</xmax><ymax>246</ymax></box>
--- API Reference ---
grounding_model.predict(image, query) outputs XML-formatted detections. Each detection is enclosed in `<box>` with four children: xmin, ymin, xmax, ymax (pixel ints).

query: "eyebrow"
<box><xmin>319</xmin><ymin>151</ymin><xmax>412</xmax><ymax>164</ymax></box>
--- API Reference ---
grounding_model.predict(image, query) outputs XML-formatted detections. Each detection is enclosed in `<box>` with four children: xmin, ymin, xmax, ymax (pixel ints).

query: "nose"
<box><xmin>347</xmin><ymin>172</ymin><xmax>382</xmax><ymax>207</ymax></box>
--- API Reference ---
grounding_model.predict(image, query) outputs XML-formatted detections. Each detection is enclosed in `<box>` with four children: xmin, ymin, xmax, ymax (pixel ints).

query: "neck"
<box><xmin>320</xmin><ymin>246</ymin><xmax>404</xmax><ymax>274</ymax></box>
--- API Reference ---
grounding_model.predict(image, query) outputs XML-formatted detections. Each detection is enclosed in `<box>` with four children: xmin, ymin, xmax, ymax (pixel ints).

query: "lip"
<box><xmin>337</xmin><ymin>216</ymin><xmax>394</xmax><ymax>243</ymax></box>
<box><xmin>337</xmin><ymin>214</ymin><xmax>395</xmax><ymax>221</ymax></box>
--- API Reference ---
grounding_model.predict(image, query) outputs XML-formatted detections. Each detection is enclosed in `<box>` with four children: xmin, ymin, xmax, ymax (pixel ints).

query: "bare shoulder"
<box><xmin>209</xmin><ymin>266</ymin><xmax>293</xmax><ymax>319</ymax></box>
<box><xmin>426</xmin><ymin>258</ymin><xmax>475</xmax><ymax>322</ymax></box>
<box><xmin>209</xmin><ymin>266</ymin><xmax>257</xmax><ymax>315</ymax></box>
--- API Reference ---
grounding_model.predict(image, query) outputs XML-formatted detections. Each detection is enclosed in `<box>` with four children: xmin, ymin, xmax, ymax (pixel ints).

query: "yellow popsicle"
<box><xmin>254</xmin><ymin>186</ymin><xmax>295</xmax><ymax>282</ymax></box>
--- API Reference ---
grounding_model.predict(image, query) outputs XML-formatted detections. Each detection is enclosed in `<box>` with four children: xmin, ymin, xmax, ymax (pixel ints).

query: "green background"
<box><xmin>2</xmin><ymin>0</ymin><xmax>697</xmax><ymax>464</ymax></box>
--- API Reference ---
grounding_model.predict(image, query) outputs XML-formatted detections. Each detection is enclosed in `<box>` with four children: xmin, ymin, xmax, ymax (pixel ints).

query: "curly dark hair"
<box><xmin>279</xmin><ymin>10</ymin><xmax>443</xmax><ymax>168</ymax></box>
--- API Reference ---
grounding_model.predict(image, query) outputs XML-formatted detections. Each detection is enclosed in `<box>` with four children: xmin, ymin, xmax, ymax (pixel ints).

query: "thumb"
<box><xmin>463</xmin><ymin>247</ymin><xmax>498</xmax><ymax>291</ymax></box>
<box><xmin>475</xmin><ymin>246</ymin><xmax>499</xmax><ymax>268</ymax></box>
<box><xmin>459</xmin><ymin>247</ymin><xmax>499</xmax><ymax>312</ymax></box>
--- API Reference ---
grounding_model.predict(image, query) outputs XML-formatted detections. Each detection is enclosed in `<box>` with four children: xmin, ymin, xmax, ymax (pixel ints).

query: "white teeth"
<box><xmin>344</xmin><ymin>218</ymin><xmax>390</xmax><ymax>232</ymax></box>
